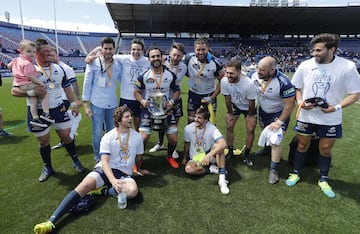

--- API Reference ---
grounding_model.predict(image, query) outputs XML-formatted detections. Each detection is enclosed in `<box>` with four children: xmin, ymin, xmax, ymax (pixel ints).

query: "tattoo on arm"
<box><xmin>72</xmin><ymin>81</ymin><xmax>81</xmax><ymax>100</ymax></box>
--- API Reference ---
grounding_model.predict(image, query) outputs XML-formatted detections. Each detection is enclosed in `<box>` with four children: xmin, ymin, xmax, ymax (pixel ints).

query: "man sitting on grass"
<box><xmin>181</xmin><ymin>107</ymin><xmax>229</xmax><ymax>195</ymax></box>
<box><xmin>34</xmin><ymin>106</ymin><xmax>150</xmax><ymax>234</ymax></box>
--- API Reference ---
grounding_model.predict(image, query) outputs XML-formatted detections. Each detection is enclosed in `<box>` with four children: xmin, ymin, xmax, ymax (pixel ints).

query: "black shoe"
<box><xmin>225</xmin><ymin>153</ymin><xmax>233</xmax><ymax>161</ymax></box>
<box><xmin>73</xmin><ymin>160</ymin><xmax>84</xmax><ymax>173</ymax></box>
<box><xmin>40</xmin><ymin>113</ymin><xmax>55</xmax><ymax>123</ymax></box>
<box><xmin>30</xmin><ymin>119</ymin><xmax>48</xmax><ymax>128</ymax></box>
<box><xmin>255</xmin><ymin>146</ymin><xmax>271</xmax><ymax>156</ymax></box>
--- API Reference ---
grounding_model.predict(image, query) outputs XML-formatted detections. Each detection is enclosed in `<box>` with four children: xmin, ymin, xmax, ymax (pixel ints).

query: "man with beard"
<box><xmin>82</xmin><ymin>37</ymin><xmax>122</xmax><ymax>163</ymax></box>
<box><xmin>149</xmin><ymin>42</ymin><xmax>187</xmax><ymax>159</ymax></box>
<box><xmin>85</xmin><ymin>38</ymin><xmax>150</xmax><ymax>132</ymax></box>
<box><xmin>285</xmin><ymin>33</ymin><xmax>360</xmax><ymax>198</ymax></box>
<box><xmin>220</xmin><ymin>60</ymin><xmax>258</xmax><ymax>165</ymax></box>
<box><xmin>256</xmin><ymin>56</ymin><xmax>295</xmax><ymax>184</ymax></box>
<box><xmin>181</xmin><ymin>108</ymin><xmax>229</xmax><ymax>195</ymax></box>
<box><xmin>11</xmin><ymin>38</ymin><xmax>83</xmax><ymax>182</ymax></box>
<box><xmin>185</xmin><ymin>38</ymin><xmax>224</xmax><ymax>123</ymax></box>
<box><xmin>34</xmin><ymin>106</ymin><xmax>150</xmax><ymax>234</ymax></box>
<box><xmin>134</xmin><ymin>46</ymin><xmax>180</xmax><ymax>168</ymax></box>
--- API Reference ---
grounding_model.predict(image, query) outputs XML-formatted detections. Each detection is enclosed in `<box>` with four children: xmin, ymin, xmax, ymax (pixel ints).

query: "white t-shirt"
<box><xmin>164</xmin><ymin>59</ymin><xmax>187</xmax><ymax>95</ymax></box>
<box><xmin>221</xmin><ymin>75</ymin><xmax>258</xmax><ymax>111</ymax></box>
<box><xmin>114</xmin><ymin>54</ymin><xmax>150</xmax><ymax>100</ymax></box>
<box><xmin>184</xmin><ymin>121</ymin><xmax>224</xmax><ymax>159</ymax></box>
<box><xmin>99</xmin><ymin>128</ymin><xmax>144</xmax><ymax>175</ymax></box>
<box><xmin>292</xmin><ymin>56</ymin><xmax>360</xmax><ymax>125</ymax></box>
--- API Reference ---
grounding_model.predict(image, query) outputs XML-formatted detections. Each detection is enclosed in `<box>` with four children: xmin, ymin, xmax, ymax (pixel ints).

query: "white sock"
<box><xmin>219</xmin><ymin>174</ymin><xmax>226</xmax><ymax>183</ymax></box>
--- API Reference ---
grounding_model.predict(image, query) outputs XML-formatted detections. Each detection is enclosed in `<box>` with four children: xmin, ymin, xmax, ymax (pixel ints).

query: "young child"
<box><xmin>9</xmin><ymin>40</ymin><xmax>54</xmax><ymax>127</ymax></box>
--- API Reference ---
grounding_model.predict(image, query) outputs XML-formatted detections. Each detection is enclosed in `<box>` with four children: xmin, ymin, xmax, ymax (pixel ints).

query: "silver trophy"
<box><xmin>148</xmin><ymin>92</ymin><xmax>168</xmax><ymax>131</ymax></box>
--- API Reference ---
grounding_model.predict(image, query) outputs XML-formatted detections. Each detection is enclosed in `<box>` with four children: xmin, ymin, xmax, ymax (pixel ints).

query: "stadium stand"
<box><xmin>0</xmin><ymin>19</ymin><xmax>359</xmax><ymax>76</ymax></box>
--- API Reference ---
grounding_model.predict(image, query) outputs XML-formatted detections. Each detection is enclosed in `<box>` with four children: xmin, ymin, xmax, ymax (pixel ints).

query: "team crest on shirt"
<box><xmin>119</xmin><ymin>148</ymin><xmax>130</xmax><ymax>162</ymax></box>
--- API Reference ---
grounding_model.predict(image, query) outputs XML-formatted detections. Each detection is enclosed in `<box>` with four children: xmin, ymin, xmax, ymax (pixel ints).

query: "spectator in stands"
<box><xmin>134</xmin><ymin>46</ymin><xmax>180</xmax><ymax>168</ymax></box>
<box><xmin>285</xmin><ymin>33</ymin><xmax>360</xmax><ymax>198</ymax></box>
<box><xmin>181</xmin><ymin>107</ymin><xmax>229</xmax><ymax>195</ymax></box>
<box><xmin>256</xmin><ymin>56</ymin><xmax>295</xmax><ymax>184</ymax></box>
<box><xmin>8</xmin><ymin>39</ymin><xmax>54</xmax><ymax>128</ymax></box>
<box><xmin>85</xmin><ymin>38</ymin><xmax>150</xmax><ymax>132</ymax></box>
<box><xmin>33</xmin><ymin>106</ymin><xmax>150</xmax><ymax>234</ymax></box>
<box><xmin>50</xmin><ymin>48</ymin><xmax>82</xmax><ymax>149</ymax></box>
<box><xmin>184</xmin><ymin>38</ymin><xmax>225</xmax><ymax>123</ymax></box>
<box><xmin>11</xmin><ymin>38</ymin><xmax>83</xmax><ymax>182</ymax></box>
<box><xmin>149</xmin><ymin>42</ymin><xmax>187</xmax><ymax>159</ymax></box>
<box><xmin>220</xmin><ymin>60</ymin><xmax>258</xmax><ymax>165</ymax></box>
<box><xmin>82</xmin><ymin>37</ymin><xmax>122</xmax><ymax>163</ymax></box>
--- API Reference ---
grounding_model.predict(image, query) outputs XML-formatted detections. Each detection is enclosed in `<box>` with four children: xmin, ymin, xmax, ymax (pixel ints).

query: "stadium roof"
<box><xmin>106</xmin><ymin>3</ymin><xmax>360</xmax><ymax>36</ymax></box>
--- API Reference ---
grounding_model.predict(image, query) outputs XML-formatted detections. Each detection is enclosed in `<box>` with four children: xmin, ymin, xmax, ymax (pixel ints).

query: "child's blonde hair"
<box><xmin>19</xmin><ymin>39</ymin><xmax>36</xmax><ymax>51</ymax></box>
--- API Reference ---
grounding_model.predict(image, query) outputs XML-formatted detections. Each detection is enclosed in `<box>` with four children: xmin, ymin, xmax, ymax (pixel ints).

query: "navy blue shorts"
<box><xmin>93</xmin><ymin>167</ymin><xmax>131</xmax><ymax>187</ymax></box>
<box><xmin>258</xmin><ymin>107</ymin><xmax>290</xmax><ymax>131</ymax></box>
<box><xmin>231</xmin><ymin>103</ymin><xmax>250</xmax><ymax>117</ymax></box>
<box><xmin>294</xmin><ymin>120</ymin><xmax>342</xmax><ymax>138</ymax></box>
<box><xmin>27</xmin><ymin>103</ymin><xmax>70</xmax><ymax>133</ymax></box>
<box><xmin>172</xmin><ymin>97</ymin><xmax>183</xmax><ymax>118</ymax></box>
<box><xmin>119</xmin><ymin>98</ymin><xmax>141</xmax><ymax>118</ymax></box>
<box><xmin>187</xmin><ymin>90</ymin><xmax>217</xmax><ymax>112</ymax></box>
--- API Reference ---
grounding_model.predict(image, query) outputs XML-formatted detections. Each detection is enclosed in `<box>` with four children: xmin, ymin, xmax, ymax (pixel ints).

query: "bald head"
<box><xmin>257</xmin><ymin>56</ymin><xmax>276</xmax><ymax>80</ymax></box>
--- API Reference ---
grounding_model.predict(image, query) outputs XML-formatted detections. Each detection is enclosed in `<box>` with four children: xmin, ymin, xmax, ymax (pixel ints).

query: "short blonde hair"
<box><xmin>19</xmin><ymin>39</ymin><xmax>36</xmax><ymax>51</ymax></box>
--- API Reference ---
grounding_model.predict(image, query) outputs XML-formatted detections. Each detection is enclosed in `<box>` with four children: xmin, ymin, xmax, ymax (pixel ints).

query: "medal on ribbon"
<box><xmin>48</xmin><ymin>82</ymin><xmax>55</xmax><ymax>89</ymax></box>
<box><xmin>118</xmin><ymin>129</ymin><xmax>130</xmax><ymax>161</ymax></box>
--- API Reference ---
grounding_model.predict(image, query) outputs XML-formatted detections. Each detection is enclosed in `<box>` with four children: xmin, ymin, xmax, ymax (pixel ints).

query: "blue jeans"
<box><xmin>91</xmin><ymin>104</ymin><xmax>115</xmax><ymax>162</ymax></box>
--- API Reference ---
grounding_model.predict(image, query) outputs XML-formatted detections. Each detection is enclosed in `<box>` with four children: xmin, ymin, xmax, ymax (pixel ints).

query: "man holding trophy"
<box><xmin>134</xmin><ymin>46</ymin><xmax>181</xmax><ymax>168</ymax></box>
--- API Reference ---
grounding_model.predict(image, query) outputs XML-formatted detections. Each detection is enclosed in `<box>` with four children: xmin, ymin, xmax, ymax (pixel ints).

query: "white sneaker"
<box><xmin>149</xmin><ymin>144</ymin><xmax>166</xmax><ymax>153</ymax></box>
<box><xmin>172</xmin><ymin>150</ymin><xmax>179</xmax><ymax>159</ymax></box>
<box><xmin>209</xmin><ymin>165</ymin><xmax>219</xmax><ymax>174</ymax></box>
<box><xmin>218</xmin><ymin>180</ymin><xmax>230</xmax><ymax>195</ymax></box>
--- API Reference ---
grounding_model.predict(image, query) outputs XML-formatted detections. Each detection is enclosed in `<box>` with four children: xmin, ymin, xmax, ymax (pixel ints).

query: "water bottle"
<box><xmin>117</xmin><ymin>178</ymin><xmax>127</xmax><ymax>209</ymax></box>
<box><xmin>117</xmin><ymin>191</ymin><xmax>127</xmax><ymax>209</ymax></box>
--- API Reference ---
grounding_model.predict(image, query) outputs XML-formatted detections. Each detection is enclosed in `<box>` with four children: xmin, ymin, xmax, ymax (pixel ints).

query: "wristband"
<box><xmin>169</xmin><ymin>99</ymin><xmax>175</xmax><ymax>105</ymax></box>
<box><xmin>335</xmin><ymin>104</ymin><xmax>342</xmax><ymax>111</ymax></box>
<box><xmin>297</xmin><ymin>100</ymin><xmax>303</xmax><ymax>105</ymax></box>
<box><xmin>140</xmin><ymin>99</ymin><xmax>147</xmax><ymax>106</ymax></box>
<box><xmin>27</xmin><ymin>90</ymin><xmax>35</xmax><ymax>97</ymax></box>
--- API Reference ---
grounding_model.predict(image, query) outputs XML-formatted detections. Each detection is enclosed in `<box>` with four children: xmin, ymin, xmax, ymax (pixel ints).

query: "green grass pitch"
<box><xmin>0</xmin><ymin>73</ymin><xmax>359</xmax><ymax>233</ymax></box>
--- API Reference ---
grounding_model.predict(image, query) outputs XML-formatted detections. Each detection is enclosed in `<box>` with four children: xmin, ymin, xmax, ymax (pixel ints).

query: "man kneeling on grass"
<box><xmin>34</xmin><ymin>106</ymin><xmax>151</xmax><ymax>233</ymax></box>
<box><xmin>181</xmin><ymin>107</ymin><xmax>229</xmax><ymax>195</ymax></box>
